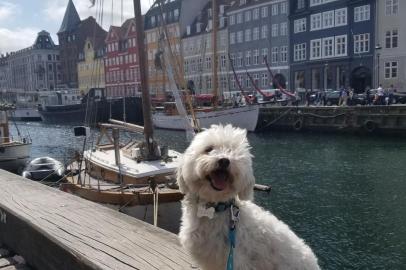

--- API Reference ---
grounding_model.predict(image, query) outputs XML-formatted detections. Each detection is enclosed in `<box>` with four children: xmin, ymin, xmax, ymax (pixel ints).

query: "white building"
<box><xmin>376</xmin><ymin>0</ymin><xmax>404</xmax><ymax>91</ymax></box>
<box><xmin>6</xmin><ymin>31</ymin><xmax>61</xmax><ymax>92</ymax></box>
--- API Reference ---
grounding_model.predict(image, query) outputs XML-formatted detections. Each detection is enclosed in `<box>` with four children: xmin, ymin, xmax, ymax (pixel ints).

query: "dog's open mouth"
<box><xmin>207</xmin><ymin>169</ymin><xmax>229</xmax><ymax>191</ymax></box>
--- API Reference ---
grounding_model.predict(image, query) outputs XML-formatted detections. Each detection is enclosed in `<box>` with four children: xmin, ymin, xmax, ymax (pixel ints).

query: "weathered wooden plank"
<box><xmin>0</xmin><ymin>170</ymin><xmax>198</xmax><ymax>270</ymax></box>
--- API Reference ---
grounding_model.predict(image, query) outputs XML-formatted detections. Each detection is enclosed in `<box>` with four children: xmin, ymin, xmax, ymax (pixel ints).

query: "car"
<box><xmin>325</xmin><ymin>90</ymin><xmax>340</xmax><ymax>106</ymax></box>
<box><xmin>393</xmin><ymin>92</ymin><xmax>406</xmax><ymax>104</ymax></box>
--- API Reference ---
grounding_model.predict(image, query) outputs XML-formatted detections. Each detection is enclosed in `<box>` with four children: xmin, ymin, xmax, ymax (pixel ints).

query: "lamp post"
<box><xmin>375</xmin><ymin>45</ymin><xmax>382</xmax><ymax>87</ymax></box>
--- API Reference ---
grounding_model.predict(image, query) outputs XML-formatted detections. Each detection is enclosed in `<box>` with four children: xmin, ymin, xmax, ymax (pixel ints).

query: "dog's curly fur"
<box><xmin>177</xmin><ymin>125</ymin><xmax>320</xmax><ymax>270</ymax></box>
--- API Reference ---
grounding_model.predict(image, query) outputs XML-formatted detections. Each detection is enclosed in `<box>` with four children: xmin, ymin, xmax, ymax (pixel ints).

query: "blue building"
<box><xmin>289</xmin><ymin>0</ymin><xmax>376</xmax><ymax>93</ymax></box>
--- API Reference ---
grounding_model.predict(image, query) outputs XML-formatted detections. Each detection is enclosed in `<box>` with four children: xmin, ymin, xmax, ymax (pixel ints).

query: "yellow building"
<box><xmin>144</xmin><ymin>2</ymin><xmax>184</xmax><ymax>98</ymax></box>
<box><xmin>78</xmin><ymin>37</ymin><xmax>106</xmax><ymax>94</ymax></box>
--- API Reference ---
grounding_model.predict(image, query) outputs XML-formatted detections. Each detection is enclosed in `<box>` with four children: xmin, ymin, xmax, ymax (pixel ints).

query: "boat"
<box><xmin>60</xmin><ymin>0</ymin><xmax>184</xmax><ymax>233</ymax></box>
<box><xmin>22</xmin><ymin>157</ymin><xmax>65</xmax><ymax>182</ymax></box>
<box><xmin>0</xmin><ymin>90</ymin><xmax>41</xmax><ymax>121</ymax></box>
<box><xmin>38</xmin><ymin>88</ymin><xmax>143</xmax><ymax>125</ymax></box>
<box><xmin>152</xmin><ymin>0</ymin><xmax>260</xmax><ymax>132</ymax></box>
<box><xmin>0</xmin><ymin>106</ymin><xmax>31</xmax><ymax>173</ymax></box>
<box><xmin>153</xmin><ymin>102</ymin><xmax>259</xmax><ymax>131</ymax></box>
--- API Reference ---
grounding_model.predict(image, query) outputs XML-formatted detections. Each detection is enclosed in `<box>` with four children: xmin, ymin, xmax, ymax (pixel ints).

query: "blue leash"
<box><xmin>227</xmin><ymin>205</ymin><xmax>239</xmax><ymax>270</ymax></box>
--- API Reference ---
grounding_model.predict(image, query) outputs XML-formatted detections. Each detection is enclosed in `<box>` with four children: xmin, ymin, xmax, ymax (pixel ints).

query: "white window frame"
<box><xmin>335</xmin><ymin>8</ymin><xmax>347</xmax><ymax>26</ymax></box>
<box><xmin>385</xmin><ymin>29</ymin><xmax>399</xmax><ymax>49</ymax></box>
<box><xmin>271</xmin><ymin>47</ymin><xmax>278</xmax><ymax>63</ymax></box>
<box><xmin>385</xmin><ymin>61</ymin><xmax>398</xmax><ymax>79</ymax></box>
<box><xmin>294</xmin><ymin>18</ymin><xmax>307</xmax><ymax>33</ymax></box>
<box><xmin>245</xmin><ymin>29</ymin><xmax>251</xmax><ymax>42</ymax></box>
<box><xmin>386</xmin><ymin>0</ymin><xmax>399</xmax><ymax>16</ymax></box>
<box><xmin>354</xmin><ymin>33</ymin><xmax>370</xmax><ymax>54</ymax></box>
<box><xmin>310</xmin><ymin>13</ymin><xmax>322</xmax><ymax>31</ymax></box>
<box><xmin>261</xmin><ymin>48</ymin><xmax>268</xmax><ymax>64</ymax></box>
<box><xmin>322</xmin><ymin>37</ymin><xmax>334</xmax><ymax>58</ymax></box>
<box><xmin>322</xmin><ymin>11</ymin><xmax>334</xmax><ymax>29</ymax></box>
<box><xmin>261</xmin><ymin>25</ymin><xmax>268</xmax><ymax>39</ymax></box>
<box><xmin>272</xmin><ymin>24</ymin><xmax>279</xmax><ymax>37</ymax></box>
<box><xmin>261</xmin><ymin>73</ymin><xmax>268</xmax><ymax>88</ymax></box>
<box><xmin>237</xmin><ymin>31</ymin><xmax>243</xmax><ymax>43</ymax></box>
<box><xmin>272</xmin><ymin>4</ymin><xmax>279</xmax><ymax>16</ymax></box>
<box><xmin>236</xmin><ymin>13</ymin><xmax>243</xmax><ymax>24</ymax></box>
<box><xmin>280</xmin><ymin>2</ymin><xmax>287</xmax><ymax>14</ymax></box>
<box><xmin>280</xmin><ymin>22</ymin><xmax>288</xmax><ymax>36</ymax></box>
<box><xmin>253</xmin><ymin>8</ymin><xmax>260</xmax><ymax>20</ymax></box>
<box><xmin>229</xmin><ymin>15</ymin><xmax>235</xmax><ymax>25</ymax></box>
<box><xmin>253</xmin><ymin>27</ymin><xmax>260</xmax><ymax>40</ymax></box>
<box><xmin>310</xmin><ymin>0</ymin><xmax>322</xmax><ymax>6</ymax></box>
<box><xmin>310</xmin><ymin>39</ymin><xmax>322</xmax><ymax>60</ymax></box>
<box><xmin>245</xmin><ymin>51</ymin><xmax>251</xmax><ymax>66</ymax></box>
<box><xmin>261</xmin><ymin>6</ymin><xmax>268</xmax><ymax>18</ymax></box>
<box><xmin>354</xmin><ymin>5</ymin><xmax>370</xmax><ymax>22</ymax></box>
<box><xmin>253</xmin><ymin>49</ymin><xmax>259</xmax><ymax>65</ymax></box>
<box><xmin>280</xmin><ymin>46</ymin><xmax>288</xmax><ymax>62</ymax></box>
<box><xmin>245</xmin><ymin>10</ymin><xmax>251</xmax><ymax>22</ymax></box>
<box><xmin>294</xmin><ymin>43</ymin><xmax>306</xmax><ymax>62</ymax></box>
<box><xmin>335</xmin><ymin>35</ymin><xmax>347</xmax><ymax>57</ymax></box>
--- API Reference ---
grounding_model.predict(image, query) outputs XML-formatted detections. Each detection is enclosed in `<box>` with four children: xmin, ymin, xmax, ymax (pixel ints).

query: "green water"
<box><xmin>13</xmin><ymin>122</ymin><xmax>406</xmax><ymax>269</ymax></box>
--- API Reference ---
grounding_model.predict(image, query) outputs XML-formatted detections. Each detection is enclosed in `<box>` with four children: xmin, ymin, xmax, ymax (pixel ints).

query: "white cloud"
<box><xmin>0</xmin><ymin>27</ymin><xmax>39</xmax><ymax>54</ymax></box>
<box><xmin>43</xmin><ymin>0</ymin><xmax>153</xmax><ymax>30</ymax></box>
<box><xmin>0</xmin><ymin>1</ymin><xmax>19</xmax><ymax>23</ymax></box>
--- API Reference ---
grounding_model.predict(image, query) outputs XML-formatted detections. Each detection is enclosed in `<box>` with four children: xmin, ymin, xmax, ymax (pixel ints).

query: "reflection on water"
<box><xmin>11</xmin><ymin>122</ymin><xmax>406</xmax><ymax>269</ymax></box>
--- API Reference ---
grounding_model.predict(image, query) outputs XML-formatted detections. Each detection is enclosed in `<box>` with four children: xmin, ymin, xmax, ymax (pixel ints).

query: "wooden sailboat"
<box><xmin>60</xmin><ymin>0</ymin><xmax>183</xmax><ymax>233</ymax></box>
<box><xmin>152</xmin><ymin>0</ymin><xmax>259</xmax><ymax>132</ymax></box>
<box><xmin>0</xmin><ymin>106</ymin><xmax>31</xmax><ymax>173</ymax></box>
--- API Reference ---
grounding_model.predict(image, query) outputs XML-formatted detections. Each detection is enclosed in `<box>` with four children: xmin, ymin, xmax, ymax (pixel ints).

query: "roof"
<box><xmin>58</xmin><ymin>0</ymin><xmax>81</xmax><ymax>34</ymax></box>
<box><xmin>144</xmin><ymin>0</ymin><xmax>182</xmax><ymax>30</ymax></box>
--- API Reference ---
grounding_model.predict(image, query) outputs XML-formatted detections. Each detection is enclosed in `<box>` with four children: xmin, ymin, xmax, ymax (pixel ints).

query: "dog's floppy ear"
<box><xmin>176</xmin><ymin>164</ymin><xmax>189</xmax><ymax>194</ymax></box>
<box><xmin>238</xmin><ymin>170</ymin><xmax>255</xmax><ymax>201</ymax></box>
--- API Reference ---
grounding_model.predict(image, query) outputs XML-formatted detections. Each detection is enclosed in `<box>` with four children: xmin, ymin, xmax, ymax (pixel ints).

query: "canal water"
<box><xmin>11</xmin><ymin>121</ymin><xmax>406</xmax><ymax>270</ymax></box>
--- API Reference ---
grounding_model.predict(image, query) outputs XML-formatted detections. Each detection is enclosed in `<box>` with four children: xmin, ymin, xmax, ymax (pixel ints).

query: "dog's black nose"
<box><xmin>218</xmin><ymin>158</ymin><xmax>230</xmax><ymax>169</ymax></box>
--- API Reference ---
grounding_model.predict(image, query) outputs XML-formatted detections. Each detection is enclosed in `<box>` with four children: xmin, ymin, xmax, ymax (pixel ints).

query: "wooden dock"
<box><xmin>256</xmin><ymin>105</ymin><xmax>406</xmax><ymax>134</ymax></box>
<box><xmin>0</xmin><ymin>170</ymin><xmax>199</xmax><ymax>270</ymax></box>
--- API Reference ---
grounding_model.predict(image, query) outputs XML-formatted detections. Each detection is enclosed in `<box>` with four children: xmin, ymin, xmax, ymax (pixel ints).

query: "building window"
<box><xmin>261</xmin><ymin>73</ymin><xmax>268</xmax><ymax>88</ymax></box>
<box><xmin>237</xmin><ymin>13</ymin><xmax>243</xmax><ymax>24</ymax></box>
<box><xmin>246</xmin><ymin>51</ymin><xmax>251</xmax><ymax>66</ymax></box>
<box><xmin>237</xmin><ymin>31</ymin><xmax>243</xmax><ymax>43</ymax></box>
<box><xmin>335</xmin><ymin>35</ymin><xmax>347</xmax><ymax>56</ymax></box>
<box><xmin>294</xmin><ymin>18</ymin><xmax>306</xmax><ymax>33</ymax></box>
<box><xmin>385</xmin><ymin>29</ymin><xmax>398</xmax><ymax>49</ymax></box>
<box><xmin>354</xmin><ymin>5</ymin><xmax>370</xmax><ymax>22</ymax></box>
<box><xmin>262</xmin><ymin>48</ymin><xmax>268</xmax><ymax>64</ymax></box>
<box><xmin>245</xmin><ymin>29</ymin><xmax>251</xmax><ymax>42</ymax></box>
<box><xmin>261</xmin><ymin>6</ymin><xmax>268</xmax><ymax>18</ymax></box>
<box><xmin>272</xmin><ymin>24</ymin><xmax>278</xmax><ymax>37</ymax></box>
<box><xmin>310</xmin><ymin>0</ymin><xmax>322</xmax><ymax>6</ymax></box>
<box><xmin>205</xmin><ymin>56</ymin><xmax>212</xmax><ymax>70</ymax></box>
<box><xmin>281</xmin><ymin>2</ymin><xmax>287</xmax><ymax>14</ymax></box>
<box><xmin>280</xmin><ymin>22</ymin><xmax>287</xmax><ymax>36</ymax></box>
<box><xmin>280</xmin><ymin>46</ymin><xmax>288</xmax><ymax>62</ymax></box>
<box><xmin>272</xmin><ymin>4</ymin><xmax>279</xmax><ymax>16</ymax></box>
<box><xmin>271</xmin><ymin>47</ymin><xmax>278</xmax><ymax>63</ymax></box>
<box><xmin>297</xmin><ymin>0</ymin><xmax>305</xmax><ymax>9</ymax></box>
<box><xmin>261</xmin><ymin>25</ymin><xmax>268</xmax><ymax>39</ymax></box>
<box><xmin>323</xmin><ymin>37</ymin><xmax>334</xmax><ymax>58</ymax></box>
<box><xmin>237</xmin><ymin>52</ymin><xmax>243</xmax><ymax>67</ymax></box>
<box><xmin>230</xmin><ymin>32</ymin><xmax>236</xmax><ymax>44</ymax></box>
<box><xmin>311</xmin><ymin>14</ymin><xmax>322</xmax><ymax>31</ymax></box>
<box><xmin>386</xmin><ymin>0</ymin><xmax>399</xmax><ymax>15</ymax></box>
<box><xmin>253</xmin><ymin>49</ymin><xmax>259</xmax><ymax>65</ymax></box>
<box><xmin>354</xmin><ymin>33</ymin><xmax>370</xmax><ymax>53</ymax></box>
<box><xmin>294</xmin><ymin>43</ymin><xmax>306</xmax><ymax>61</ymax></box>
<box><xmin>220</xmin><ymin>55</ymin><xmax>227</xmax><ymax>68</ymax></box>
<box><xmin>335</xmin><ymin>8</ymin><xmax>347</xmax><ymax>26</ymax></box>
<box><xmin>294</xmin><ymin>71</ymin><xmax>305</xmax><ymax>89</ymax></box>
<box><xmin>246</xmin><ymin>76</ymin><xmax>251</xmax><ymax>88</ymax></box>
<box><xmin>253</xmin><ymin>27</ymin><xmax>260</xmax><ymax>40</ymax></box>
<box><xmin>245</xmin><ymin>10</ymin><xmax>251</xmax><ymax>22</ymax></box>
<box><xmin>322</xmin><ymin>11</ymin><xmax>334</xmax><ymax>28</ymax></box>
<box><xmin>253</xmin><ymin>8</ymin><xmax>259</xmax><ymax>20</ymax></box>
<box><xmin>230</xmin><ymin>15</ymin><xmax>235</xmax><ymax>25</ymax></box>
<box><xmin>310</xmin><ymin>39</ymin><xmax>322</xmax><ymax>60</ymax></box>
<box><xmin>385</xmin><ymin>61</ymin><xmax>398</xmax><ymax>78</ymax></box>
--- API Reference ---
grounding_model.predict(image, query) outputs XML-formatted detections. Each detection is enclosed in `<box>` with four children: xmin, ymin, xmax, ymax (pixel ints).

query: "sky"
<box><xmin>0</xmin><ymin>0</ymin><xmax>152</xmax><ymax>54</ymax></box>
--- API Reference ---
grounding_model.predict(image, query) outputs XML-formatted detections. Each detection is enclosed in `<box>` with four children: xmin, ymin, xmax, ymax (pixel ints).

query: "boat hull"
<box><xmin>152</xmin><ymin>105</ymin><xmax>260</xmax><ymax>131</ymax></box>
<box><xmin>0</xmin><ymin>143</ymin><xmax>31</xmax><ymax>173</ymax></box>
<box><xmin>10</xmin><ymin>108</ymin><xmax>42</xmax><ymax>121</ymax></box>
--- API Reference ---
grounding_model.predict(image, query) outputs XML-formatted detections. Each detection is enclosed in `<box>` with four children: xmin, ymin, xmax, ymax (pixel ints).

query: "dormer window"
<box><xmin>196</xmin><ymin>23</ymin><xmax>202</xmax><ymax>33</ymax></box>
<box><xmin>207</xmin><ymin>20</ymin><xmax>213</xmax><ymax>31</ymax></box>
<box><xmin>187</xmin><ymin>25</ymin><xmax>191</xmax><ymax>35</ymax></box>
<box><xmin>208</xmin><ymin>8</ymin><xmax>212</xmax><ymax>18</ymax></box>
<box><xmin>220</xmin><ymin>17</ymin><xmax>226</xmax><ymax>28</ymax></box>
<box><xmin>219</xmin><ymin>5</ymin><xmax>225</xmax><ymax>15</ymax></box>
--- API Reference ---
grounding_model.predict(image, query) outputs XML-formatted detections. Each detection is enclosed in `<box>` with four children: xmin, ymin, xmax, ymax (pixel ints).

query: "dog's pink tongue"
<box><xmin>211</xmin><ymin>171</ymin><xmax>227</xmax><ymax>190</ymax></box>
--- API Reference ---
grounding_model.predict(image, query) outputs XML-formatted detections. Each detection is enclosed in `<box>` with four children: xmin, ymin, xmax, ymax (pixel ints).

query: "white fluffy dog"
<box><xmin>177</xmin><ymin>125</ymin><xmax>320</xmax><ymax>270</ymax></box>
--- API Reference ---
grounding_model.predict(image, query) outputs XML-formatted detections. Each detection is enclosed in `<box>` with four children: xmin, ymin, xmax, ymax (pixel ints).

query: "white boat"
<box><xmin>0</xmin><ymin>110</ymin><xmax>31</xmax><ymax>173</ymax></box>
<box><xmin>153</xmin><ymin>105</ymin><xmax>259</xmax><ymax>131</ymax></box>
<box><xmin>22</xmin><ymin>157</ymin><xmax>65</xmax><ymax>181</ymax></box>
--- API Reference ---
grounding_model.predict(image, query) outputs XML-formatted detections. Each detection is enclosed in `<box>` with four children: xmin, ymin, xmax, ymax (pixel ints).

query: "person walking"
<box><xmin>377</xmin><ymin>84</ymin><xmax>384</xmax><ymax>105</ymax></box>
<box><xmin>348</xmin><ymin>88</ymin><xmax>354</xmax><ymax>106</ymax></box>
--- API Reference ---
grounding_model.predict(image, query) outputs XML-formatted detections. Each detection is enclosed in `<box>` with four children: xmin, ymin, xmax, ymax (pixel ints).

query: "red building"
<box><xmin>104</xmin><ymin>18</ymin><xmax>141</xmax><ymax>97</ymax></box>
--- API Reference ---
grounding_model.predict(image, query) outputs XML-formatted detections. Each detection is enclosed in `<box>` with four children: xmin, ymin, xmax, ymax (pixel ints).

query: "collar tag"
<box><xmin>197</xmin><ymin>204</ymin><xmax>215</xmax><ymax>219</ymax></box>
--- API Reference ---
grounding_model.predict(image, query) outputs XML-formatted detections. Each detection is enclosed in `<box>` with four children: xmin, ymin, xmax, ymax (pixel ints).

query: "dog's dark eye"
<box><xmin>204</xmin><ymin>146</ymin><xmax>213</xmax><ymax>153</ymax></box>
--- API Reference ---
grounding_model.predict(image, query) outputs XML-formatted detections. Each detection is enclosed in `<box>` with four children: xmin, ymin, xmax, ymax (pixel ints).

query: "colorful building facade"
<box><xmin>104</xmin><ymin>18</ymin><xmax>141</xmax><ymax>97</ymax></box>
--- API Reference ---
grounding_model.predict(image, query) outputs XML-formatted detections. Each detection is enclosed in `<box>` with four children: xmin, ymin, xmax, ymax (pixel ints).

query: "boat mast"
<box><xmin>212</xmin><ymin>0</ymin><xmax>219</xmax><ymax>108</ymax></box>
<box><xmin>133</xmin><ymin>0</ymin><xmax>155</xmax><ymax>158</ymax></box>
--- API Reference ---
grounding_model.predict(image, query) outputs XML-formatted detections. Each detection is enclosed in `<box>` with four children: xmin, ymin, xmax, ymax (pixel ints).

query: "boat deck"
<box><xmin>0</xmin><ymin>169</ymin><xmax>198</xmax><ymax>270</ymax></box>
